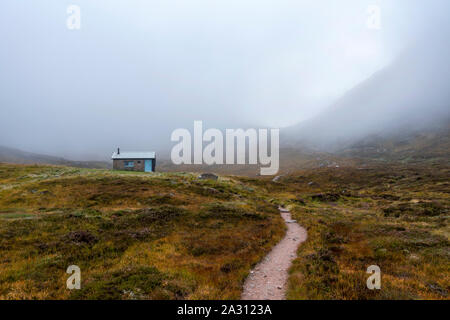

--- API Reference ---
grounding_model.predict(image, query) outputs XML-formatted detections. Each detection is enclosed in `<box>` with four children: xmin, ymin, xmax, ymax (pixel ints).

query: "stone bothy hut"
<box><xmin>111</xmin><ymin>148</ymin><xmax>156</xmax><ymax>172</ymax></box>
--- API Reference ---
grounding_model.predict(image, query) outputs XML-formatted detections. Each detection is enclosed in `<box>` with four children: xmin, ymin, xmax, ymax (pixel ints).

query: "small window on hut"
<box><xmin>124</xmin><ymin>161</ymin><xmax>134</xmax><ymax>168</ymax></box>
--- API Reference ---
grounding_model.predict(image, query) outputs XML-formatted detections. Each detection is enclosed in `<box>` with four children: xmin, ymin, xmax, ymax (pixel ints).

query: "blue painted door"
<box><xmin>144</xmin><ymin>160</ymin><xmax>153</xmax><ymax>172</ymax></box>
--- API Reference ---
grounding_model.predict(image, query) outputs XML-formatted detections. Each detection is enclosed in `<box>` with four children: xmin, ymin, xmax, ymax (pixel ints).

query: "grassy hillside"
<box><xmin>274</xmin><ymin>164</ymin><xmax>449</xmax><ymax>299</ymax></box>
<box><xmin>0</xmin><ymin>163</ymin><xmax>284</xmax><ymax>299</ymax></box>
<box><xmin>0</xmin><ymin>162</ymin><xmax>448</xmax><ymax>300</ymax></box>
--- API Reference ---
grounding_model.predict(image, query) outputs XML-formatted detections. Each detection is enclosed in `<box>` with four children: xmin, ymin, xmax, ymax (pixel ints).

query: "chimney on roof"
<box><xmin>117</xmin><ymin>147</ymin><xmax>120</xmax><ymax>155</ymax></box>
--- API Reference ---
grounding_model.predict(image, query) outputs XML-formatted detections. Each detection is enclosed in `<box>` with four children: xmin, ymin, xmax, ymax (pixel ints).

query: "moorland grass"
<box><xmin>279</xmin><ymin>165</ymin><xmax>449</xmax><ymax>299</ymax></box>
<box><xmin>0</xmin><ymin>163</ymin><xmax>284</xmax><ymax>299</ymax></box>
<box><xmin>0</xmin><ymin>162</ymin><xmax>448</xmax><ymax>300</ymax></box>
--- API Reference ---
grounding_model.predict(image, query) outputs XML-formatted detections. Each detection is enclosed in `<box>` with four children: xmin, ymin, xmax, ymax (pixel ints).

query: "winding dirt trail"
<box><xmin>241</xmin><ymin>207</ymin><xmax>307</xmax><ymax>300</ymax></box>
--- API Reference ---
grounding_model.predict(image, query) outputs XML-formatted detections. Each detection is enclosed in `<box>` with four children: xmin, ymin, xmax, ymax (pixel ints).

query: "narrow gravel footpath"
<box><xmin>241</xmin><ymin>207</ymin><xmax>307</xmax><ymax>300</ymax></box>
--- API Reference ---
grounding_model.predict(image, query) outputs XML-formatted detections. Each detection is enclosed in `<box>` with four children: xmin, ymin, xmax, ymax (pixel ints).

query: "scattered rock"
<box><xmin>426</xmin><ymin>282</ymin><xmax>448</xmax><ymax>297</ymax></box>
<box><xmin>272</xmin><ymin>175</ymin><xmax>283</xmax><ymax>182</ymax></box>
<box><xmin>409</xmin><ymin>254</ymin><xmax>420</xmax><ymax>261</ymax></box>
<box><xmin>198</xmin><ymin>173</ymin><xmax>218</xmax><ymax>180</ymax></box>
<box><xmin>308</xmin><ymin>181</ymin><xmax>319</xmax><ymax>187</ymax></box>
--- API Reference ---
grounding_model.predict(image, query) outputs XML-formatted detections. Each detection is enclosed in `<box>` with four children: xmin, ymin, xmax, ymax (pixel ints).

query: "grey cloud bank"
<box><xmin>0</xmin><ymin>0</ymin><xmax>448</xmax><ymax>160</ymax></box>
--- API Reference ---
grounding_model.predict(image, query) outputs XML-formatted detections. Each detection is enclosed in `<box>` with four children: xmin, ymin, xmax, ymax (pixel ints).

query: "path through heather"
<box><xmin>241</xmin><ymin>207</ymin><xmax>307</xmax><ymax>300</ymax></box>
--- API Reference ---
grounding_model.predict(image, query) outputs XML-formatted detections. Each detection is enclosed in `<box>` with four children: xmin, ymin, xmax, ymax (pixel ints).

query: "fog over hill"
<box><xmin>283</xmin><ymin>33</ymin><xmax>450</xmax><ymax>152</ymax></box>
<box><xmin>0</xmin><ymin>145</ymin><xmax>110</xmax><ymax>169</ymax></box>
<box><xmin>0</xmin><ymin>1</ymin><xmax>449</xmax><ymax>164</ymax></box>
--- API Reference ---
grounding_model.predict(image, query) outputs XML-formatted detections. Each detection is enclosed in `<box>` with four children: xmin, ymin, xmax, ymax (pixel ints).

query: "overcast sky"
<box><xmin>0</xmin><ymin>0</ymin><xmax>448</xmax><ymax>160</ymax></box>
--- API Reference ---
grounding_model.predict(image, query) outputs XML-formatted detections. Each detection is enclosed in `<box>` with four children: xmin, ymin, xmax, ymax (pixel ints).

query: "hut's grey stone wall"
<box><xmin>113</xmin><ymin>159</ymin><xmax>146</xmax><ymax>172</ymax></box>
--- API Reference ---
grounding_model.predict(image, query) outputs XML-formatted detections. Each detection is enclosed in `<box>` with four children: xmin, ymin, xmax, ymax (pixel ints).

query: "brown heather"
<box><xmin>0</xmin><ymin>162</ymin><xmax>448</xmax><ymax>299</ymax></box>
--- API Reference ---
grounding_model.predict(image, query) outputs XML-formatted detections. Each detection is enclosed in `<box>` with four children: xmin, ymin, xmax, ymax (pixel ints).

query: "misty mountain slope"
<box><xmin>338</xmin><ymin>124</ymin><xmax>450</xmax><ymax>161</ymax></box>
<box><xmin>283</xmin><ymin>38</ymin><xmax>450</xmax><ymax>155</ymax></box>
<box><xmin>0</xmin><ymin>145</ymin><xmax>110</xmax><ymax>169</ymax></box>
